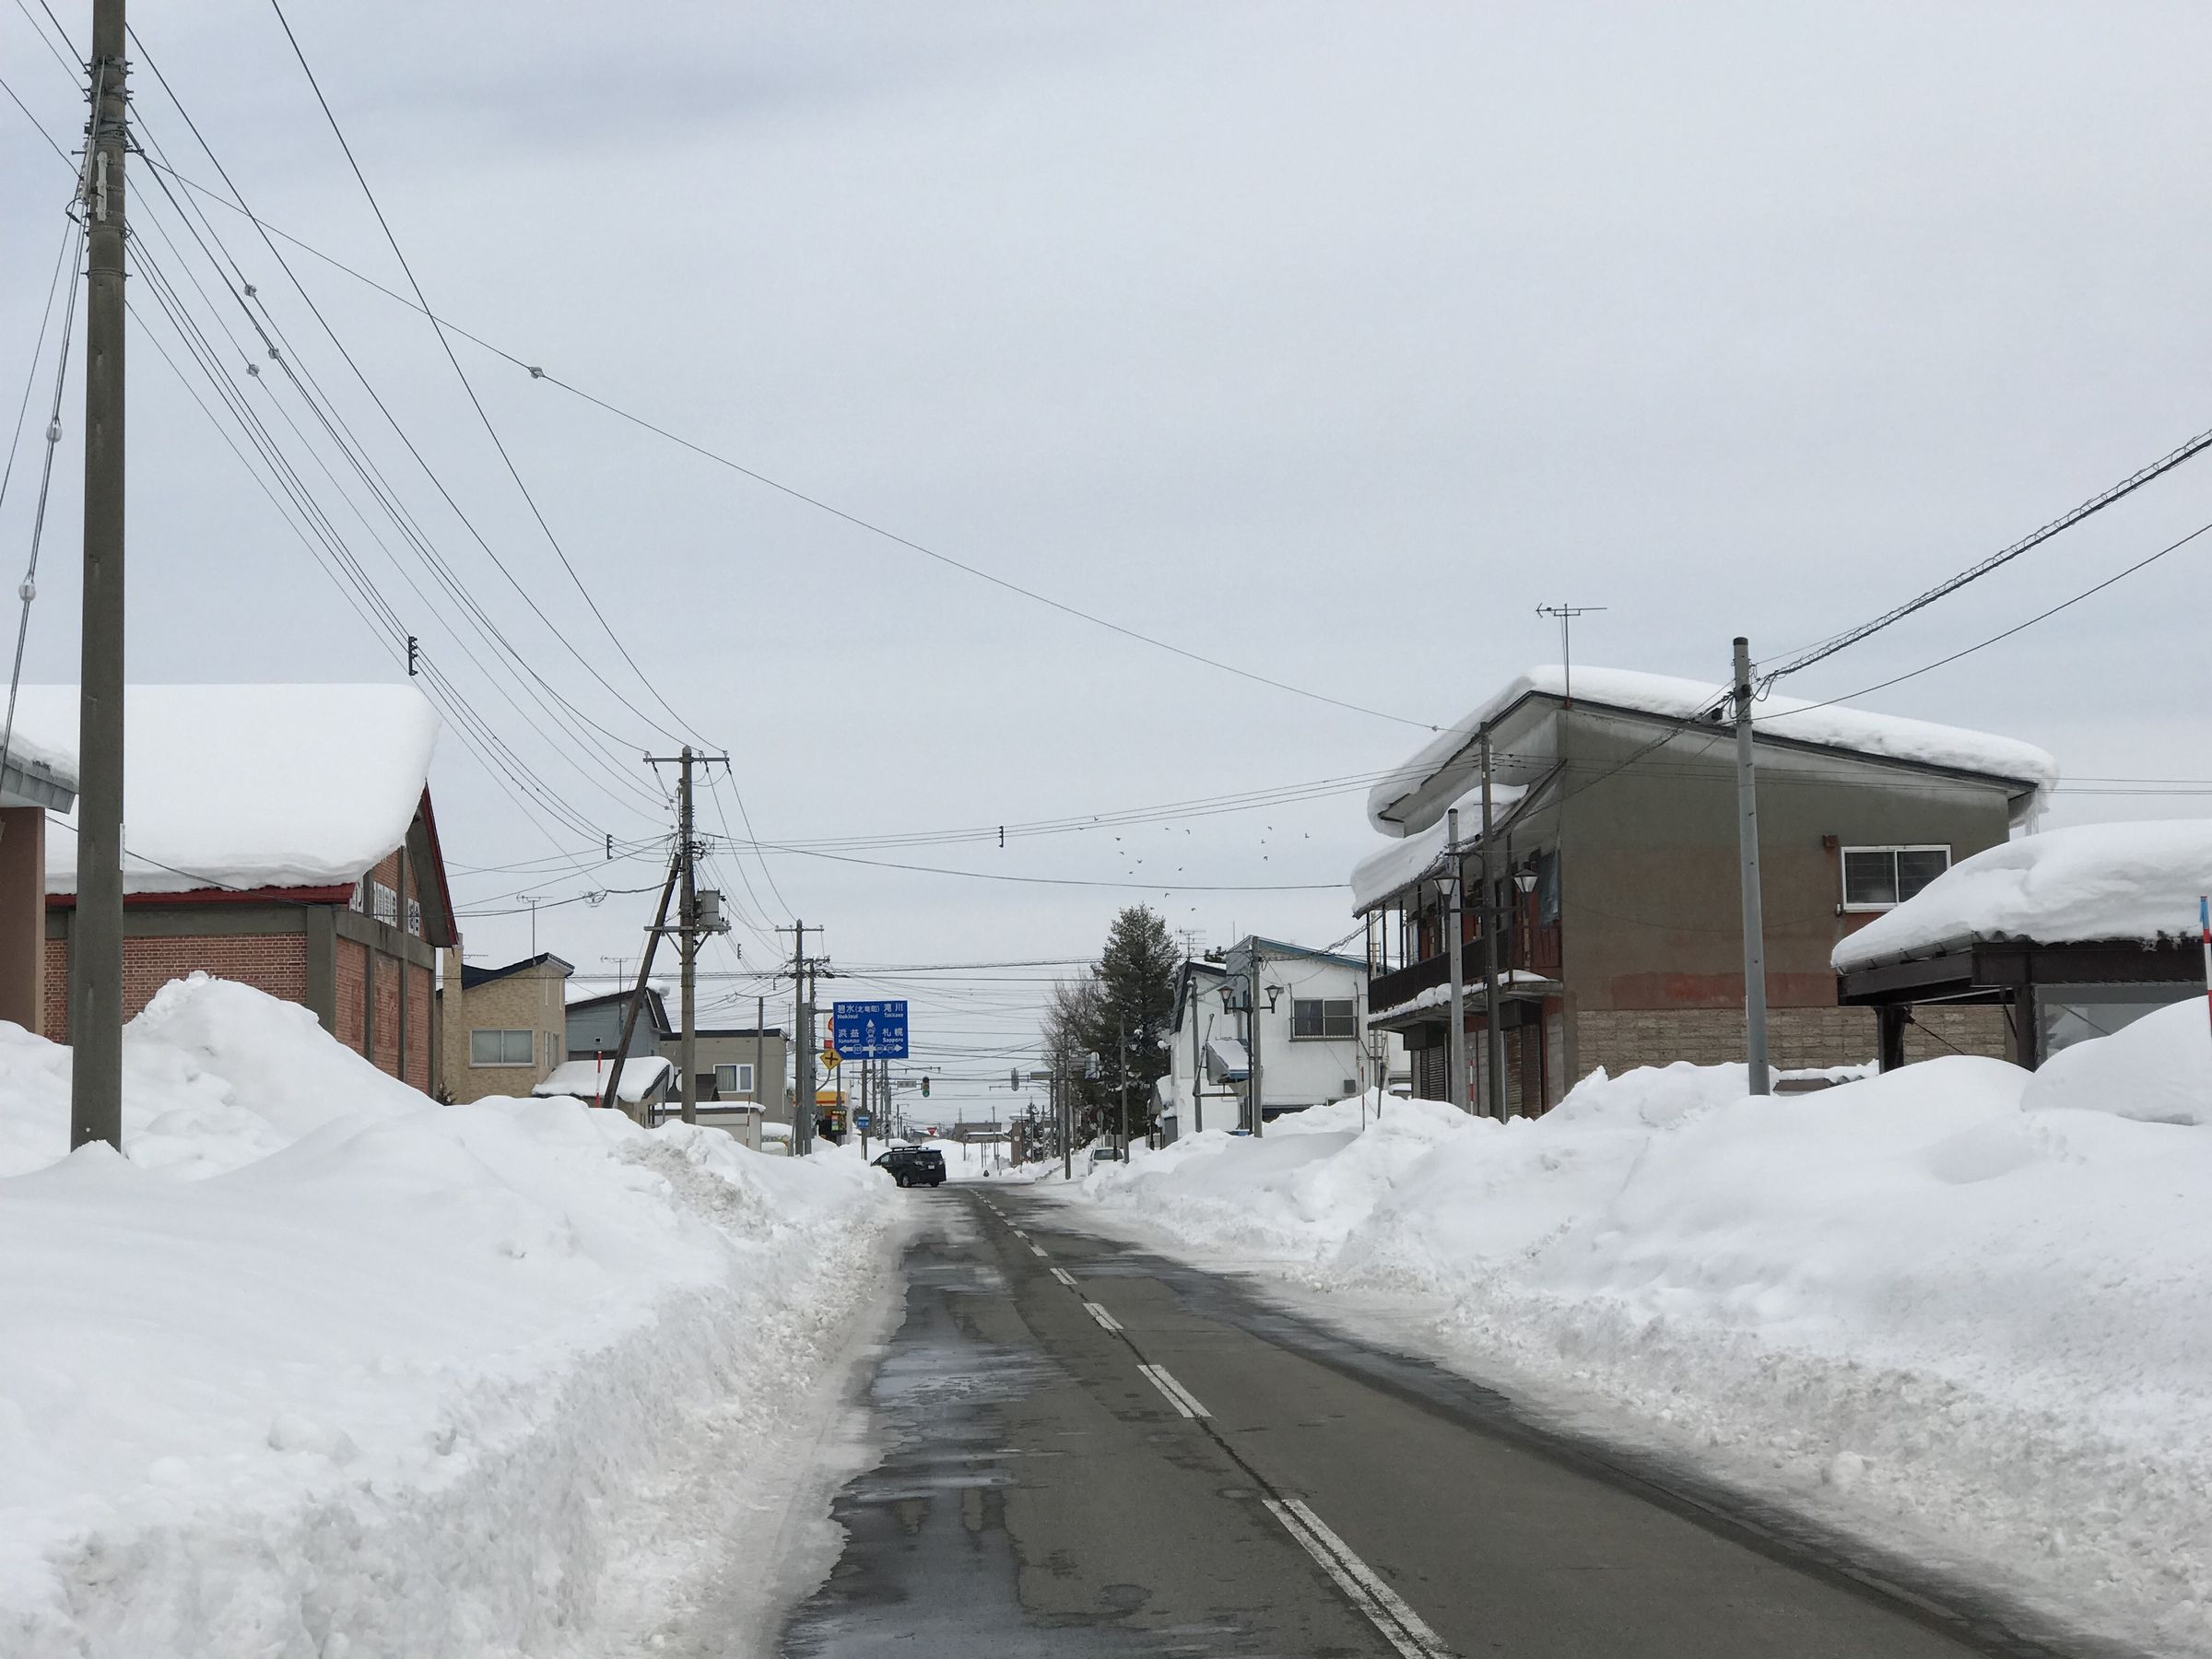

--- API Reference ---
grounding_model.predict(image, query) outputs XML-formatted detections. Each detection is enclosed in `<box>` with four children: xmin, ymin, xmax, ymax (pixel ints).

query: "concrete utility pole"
<box><xmin>1445</xmin><ymin>806</ymin><xmax>1469</xmax><ymax>1114</ymax></box>
<box><xmin>1733</xmin><ymin>637</ymin><xmax>1771</xmax><ymax>1094</ymax></box>
<box><xmin>1058</xmin><ymin>1057</ymin><xmax>1071</xmax><ymax>1180</ymax></box>
<box><xmin>780</xmin><ymin>920</ymin><xmax>822</xmax><ymax>1153</ymax></box>
<box><xmin>1117</xmin><ymin>1011</ymin><xmax>1129</xmax><ymax>1156</ymax></box>
<box><xmin>643</xmin><ymin>747</ymin><xmax>724</xmax><ymax>1127</ymax></box>
<box><xmin>1480</xmin><ymin>733</ymin><xmax>1507</xmax><ymax>1120</ymax></box>
<box><xmin>677</xmin><ymin>748</ymin><xmax>697</xmax><ymax>1125</ymax></box>
<box><xmin>755</xmin><ymin>994</ymin><xmax>766</xmax><ymax>1115</ymax></box>
<box><xmin>70</xmin><ymin>0</ymin><xmax>127</xmax><ymax>1153</ymax></box>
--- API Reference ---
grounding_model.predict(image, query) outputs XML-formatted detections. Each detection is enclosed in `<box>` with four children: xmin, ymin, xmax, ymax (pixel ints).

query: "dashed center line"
<box><xmin>1083</xmin><ymin>1301</ymin><xmax>1124</xmax><ymax>1333</ymax></box>
<box><xmin>1137</xmin><ymin>1362</ymin><xmax>1211</xmax><ymax>1419</ymax></box>
<box><xmin>1050</xmin><ymin>1267</ymin><xmax>1077</xmax><ymax>1287</ymax></box>
<box><xmin>1011</xmin><ymin>1227</ymin><xmax>1027</xmax><ymax>1237</ymax></box>
<box><xmin>1264</xmin><ymin>1498</ymin><xmax>1453</xmax><ymax>1659</ymax></box>
<box><xmin>1030</xmin><ymin>1244</ymin><xmax>1048</xmax><ymax>1257</ymax></box>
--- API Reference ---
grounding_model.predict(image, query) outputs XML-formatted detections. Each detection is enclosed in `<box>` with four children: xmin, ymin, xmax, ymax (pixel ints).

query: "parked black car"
<box><xmin>873</xmin><ymin>1146</ymin><xmax>947</xmax><ymax>1188</ymax></box>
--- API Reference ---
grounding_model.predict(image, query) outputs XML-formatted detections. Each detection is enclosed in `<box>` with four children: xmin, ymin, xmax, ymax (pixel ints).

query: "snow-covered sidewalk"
<box><xmin>0</xmin><ymin>977</ymin><xmax>903</xmax><ymax>1658</ymax></box>
<box><xmin>1063</xmin><ymin>1005</ymin><xmax>2212</xmax><ymax>1656</ymax></box>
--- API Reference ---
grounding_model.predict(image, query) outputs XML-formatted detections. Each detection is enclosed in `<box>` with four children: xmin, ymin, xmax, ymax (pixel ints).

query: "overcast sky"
<box><xmin>7</xmin><ymin>3</ymin><xmax>2212</xmax><ymax>1115</ymax></box>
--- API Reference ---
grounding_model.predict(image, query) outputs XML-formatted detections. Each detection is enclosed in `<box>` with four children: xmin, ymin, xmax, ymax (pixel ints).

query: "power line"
<box><xmin>1761</xmin><ymin>419</ymin><xmax>2212</xmax><ymax>685</ymax></box>
<box><xmin>121</xmin><ymin>145</ymin><xmax>1436</xmax><ymax>733</ymax></box>
<box><xmin>264</xmin><ymin>0</ymin><xmax>710</xmax><ymax>751</ymax></box>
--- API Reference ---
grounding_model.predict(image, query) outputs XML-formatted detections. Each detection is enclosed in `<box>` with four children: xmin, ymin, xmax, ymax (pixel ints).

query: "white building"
<box><xmin>1158</xmin><ymin>937</ymin><xmax>1407</xmax><ymax>1141</ymax></box>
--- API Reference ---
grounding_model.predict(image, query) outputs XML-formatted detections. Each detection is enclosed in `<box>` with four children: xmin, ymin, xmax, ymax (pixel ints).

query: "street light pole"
<box><xmin>1445</xmin><ymin>806</ymin><xmax>1469</xmax><ymax>1114</ymax></box>
<box><xmin>1734</xmin><ymin>637</ymin><xmax>1771</xmax><ymax>1095</ymax></box>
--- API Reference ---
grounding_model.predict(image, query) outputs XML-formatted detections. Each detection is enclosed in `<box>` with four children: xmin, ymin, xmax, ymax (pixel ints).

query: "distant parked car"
<box><xmin>1088</xmin><ymin>1147</ymin><xmax>1125</xmax><ymax>1170</ymax></box>
<box><xmin>873</xmin><ymin>1147</ymin><xmax>947</xmax><ymax>1188</ymax></box>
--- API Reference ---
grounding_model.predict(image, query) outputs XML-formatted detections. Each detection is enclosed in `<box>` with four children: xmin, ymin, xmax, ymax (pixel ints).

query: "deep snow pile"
<box><xmin>0</xmin><ymin>976</ymin><xmax>900</xmax><ymax>1658</ymax></box>
<box><xmin>1075</xmin><ymin>1029</ymin><xmax>2212</xmax><ymax>1653</ymax></box>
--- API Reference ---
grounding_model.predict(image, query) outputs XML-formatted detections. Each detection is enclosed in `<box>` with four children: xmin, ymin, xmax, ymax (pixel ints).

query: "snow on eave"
<box><xmin>1349</xmin><ymin>780</ymin><xmax>1531</xmax><ymax>914</ymax></box>
<box><xmin>31</xmin><ymin>684</ymin><xmax>441</xmax><ymax>898</ymax></box>
<box><xmin>1833</xmin><ymin>819</ymin><xmax>2212</xmax><ymax>973</ymax></box>
<box><xmin>533</xmin><ymin>1055</ymin><xmax>672</xmax><ymax>1103</ymax></box>
<box><xmin>1369</xmin><ymin>665</ymin><xmax>2058</xmax><ymax>838</ymax></box>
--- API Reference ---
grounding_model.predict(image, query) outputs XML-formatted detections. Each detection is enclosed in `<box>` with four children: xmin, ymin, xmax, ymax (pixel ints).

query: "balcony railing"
<box><xmin>1370</xmin><ymin>921</ymin><xmax>1561</xmax><ymax>1016</ymax></box>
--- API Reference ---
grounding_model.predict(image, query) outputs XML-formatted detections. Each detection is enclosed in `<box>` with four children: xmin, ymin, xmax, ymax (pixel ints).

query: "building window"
<box><xmin>545</xmin><ymin>1030</ymin><xmax>560</xmax><ymax>1071</ymax></box>
<box><xmin>371</xmin><ymin>881</ymin><xmax>400</xmax><ymax>926</ymax></box>
<box><xmin>1841</xmin><ymin>845</ymin><xmax>1951</xmax><ymax>911</ymax></box>
<box><xmin>715</xmin><ymin>1062</ymin><xmax>755</xmax><ymax>1097</ymax></box>
<box><xmin>1292</xmin><ymin>998</ymin><xmax>1357</xmax><ymax>1039</ymax></box>
<box><xmin>406</xmin><ymin>898</ymin><xmax>423</xmax><ymax>938</ymax></box>
<box><xmin>470</xmin><ymin>1029</ymin><xmax>534</xmax><ymax>1066</ymax></box>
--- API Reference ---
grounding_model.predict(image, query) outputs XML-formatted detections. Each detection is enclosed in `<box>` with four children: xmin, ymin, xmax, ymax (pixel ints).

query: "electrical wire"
<box><xmin>264</xmin><ymin>0</ymin><xmax>711</xmax><ymax>751</ymax></box>
<box><xmin>1761</xmin><ymin>420</ymin><xmax>2212</xmax><ymax>685</ymax></box>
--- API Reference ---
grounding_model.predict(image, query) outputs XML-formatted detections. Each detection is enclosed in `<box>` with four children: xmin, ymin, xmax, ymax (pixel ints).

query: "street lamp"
<box><xmin>1514</xmin><ymin>864</ymin><xmax>1539</xmax><ymax>897</ymax></box>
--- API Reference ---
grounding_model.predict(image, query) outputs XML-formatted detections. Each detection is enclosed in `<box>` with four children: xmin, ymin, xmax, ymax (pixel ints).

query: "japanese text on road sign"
<box><xmin>832</xmin><ymin>999</ymin><xmax>910</xmax><ymax>1060</ymax></box>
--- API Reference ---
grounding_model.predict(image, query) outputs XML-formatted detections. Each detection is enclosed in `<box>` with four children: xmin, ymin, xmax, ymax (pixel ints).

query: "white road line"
<box><xmin>1263</xmin><ymin>1499</ymin><xmax>1453</xmax><ymax>1659</ymax></box>
<box><xmin>1011</xmin><ymin>1227</ymin><xmax>1027</xmax><ymax>1237</ymax></box>
<box><xmin>1030</xmin><ymin>1244</ymin><xmax>1048</xmax><ymax>1257</ymax></box>
<box><xmin>1083</xmin><ymin>1301</ymin><xmax>1124</xmax><ymax>1333</ymax></box>
<box><xmin>1136</xmin><ymin>1362</ymin><xmax>1211</xmax><ymax>1418</ymax></box>
<box><xmin>1050</xmin><ymin>1267</ymin><xmax>1077</xmax><ymax>1287</ymax></box>
<box><xmin>1137</xmin><ymin>1363</ymin><xmax>1196</xmax><ymax>1418</ymax></box>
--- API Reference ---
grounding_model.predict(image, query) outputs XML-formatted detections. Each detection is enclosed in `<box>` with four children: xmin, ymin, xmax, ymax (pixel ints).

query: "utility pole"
<box><xmin>1480</xmin><ymin>732</ymin><xmax>1507</xmax><ymax>1120</ymax></box>
<box><xmin>69</xmin><ymin>0</ymin><xmax>127</xmax><ymax>1153</ymax></box>
<box><xmin>602</xmin><ymin>850</ymin><xmax>682</xmax><ymax>1124</ymax></box>
<box><xmin>1535</xmin><ymin>604</ymin><xmax>1607</xmax><ymax>707</ymax></box>
<box><xmin>1058</xmin><ymin>1057</ymin><xmax>1071</xmax><ymax>1180</ymax></box>
<box><xmin>1445</xmin><ymin>806</ymin><xmax>1469</xmax><ymax>1114</ymax></box>
<box><xmin>779</xmin><ymin>920</ymin><xmax>822</xmax><ymax>1152</ymax></box>
<box><xmin>677</xmin><ymin>748</ymin><xmax>697</xmax><ymax>1126</ymax></box>
<box><xmin>1734</xmin><ymin>637</ymin><xmax>1771</xmax><ymax>1095</ymax></box>
<box><xmin>755</xmin><ymin>994</ymin><xmax>766</xmax><ymax>1116</ymax></box>
<box><xmin>1117</xmin><ymin>1010</ymin><xmax>1128</xmax><ymax>1156</ymax></box>
<box><xmin>1246</xmin><ymin>954</ymin><xmax>1266</xmax><ymax>1139</ymax></box>
<box><xmin>645</xmin><ymin>747</ymin><xmax>725</xmax><ymax>1128</ymax></box>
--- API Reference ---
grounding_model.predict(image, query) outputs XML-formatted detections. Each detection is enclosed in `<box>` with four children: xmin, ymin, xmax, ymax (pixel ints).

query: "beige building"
<box><xmin>438</xmin><ymin>951</ymin><xmax>573</xmax><ymax>1102</ymax></box>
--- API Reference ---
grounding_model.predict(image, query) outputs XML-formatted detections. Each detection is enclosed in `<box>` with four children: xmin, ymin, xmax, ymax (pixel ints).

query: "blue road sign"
<box><xmin>853</xmin><ymin>1111</ymin><xmax>874</xmax><ymax>1132</ymax></box>
<box><xmin>832</xmin><ymin>999</ymin><xmax>910</xmax><ymax>1060</ymax></box>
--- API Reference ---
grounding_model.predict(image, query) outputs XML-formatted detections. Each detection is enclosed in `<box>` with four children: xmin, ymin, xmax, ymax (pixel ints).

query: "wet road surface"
<box><xmin>774</xmin><ymin>1187</ymin><xmax>2110</xmax><ymax>1658</ymax></box>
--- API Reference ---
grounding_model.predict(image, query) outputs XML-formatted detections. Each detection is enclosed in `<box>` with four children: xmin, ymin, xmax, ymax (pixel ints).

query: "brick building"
<box><xmin>1354</xmin><ymin>666</ymin><xmax>2054</xmax><ymax>1113</ymax></box>
<box><xmin>29</xmin><ymin>684</ymin><xmax>455</xmax><ymax>1090</ymax></box>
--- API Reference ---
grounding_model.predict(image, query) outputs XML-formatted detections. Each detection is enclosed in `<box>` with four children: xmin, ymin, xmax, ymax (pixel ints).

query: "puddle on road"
<box><xmin>777</xmin><ymin>1215</ymin><xmax>1217</xmax><ymax>1659</ymax></box>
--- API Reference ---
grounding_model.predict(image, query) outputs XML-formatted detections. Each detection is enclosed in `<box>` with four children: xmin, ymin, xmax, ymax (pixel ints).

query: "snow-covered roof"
<box><xmin>1368</xmin><ymin>665</ymin><xmax>2059</xmax><ymax>837</ymax></box>
<box><xmin>533</xmin><ymin>1055</ymin><xmax>673</xmax><ymax>1104</ymax></box>
<box><xmin>1204</xmin><ymin>1036</ymin><xmax>1250</xmax><ymax>1083</ymax></box>
<box><xmin>0</xmin><ymin>696</ymin><xmax>76</xmax><ymax>802</ymax></box>
<box><xmin>1349</xmin><ymin>781</ymin><xmax>1529</xmax><ymax>912</ymax></box>
<box><xmin>1834</xmin><ymin>820</ymin><xmax>2212</xmax><ymax>971</ymax></box>
<box><xmin>25</xmin><ymin>685</ymin><xmax>440</xmax><ymax>897</ymax></box>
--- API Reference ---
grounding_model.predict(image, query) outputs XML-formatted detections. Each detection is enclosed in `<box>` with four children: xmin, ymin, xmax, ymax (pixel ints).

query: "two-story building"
<box><xmin>1354</xmin><ymin>666</ymin><xmax>2056</xmax><ymax>1113</ymax></box>
<box><xmin>1159</xmin><ymin>936</ymin><xmax>1406</xmax><ymax>1139</ymax></box>
<box><xmin>437</xmin><ymin>950</ymin><xmax>573</xmax><ymax>1102</ymax></box>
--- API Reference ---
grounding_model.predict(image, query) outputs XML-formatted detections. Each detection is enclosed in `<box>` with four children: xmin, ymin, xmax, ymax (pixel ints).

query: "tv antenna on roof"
<box><xmin>1535</xmin><ymin>604</ymin><xmax>1607</xmax><ymax>707</ymax></box>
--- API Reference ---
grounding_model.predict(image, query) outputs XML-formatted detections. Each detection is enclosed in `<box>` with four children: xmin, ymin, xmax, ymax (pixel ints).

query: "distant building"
<box><xmin>565</xmin><ymin>983</ymin><xmax>670</xmax><ymax>1062</ymax></box>
<box><xmin>437</xmin><ymin>951</ymin><xmax>572</xmax><ymax>1102</ymax></box>
<box><xmin>533</xmin><ymin>1054</ymin><xmax>672</xmax><ymax>1115</ymax></box>
<box><xmin>30</xmin><ymin>685</ymin><xmax>456</xmax><ymax>1091</ymax></box>
<box><xmin>1354</xmin><ymin>666</ymin><xmax>2054</xmax><ymax>1112</ymax></box>
<box><xmin>1159</xmin><ymin>937</ymin><xmax>1406</xmax><ymax>1141</ymax></box>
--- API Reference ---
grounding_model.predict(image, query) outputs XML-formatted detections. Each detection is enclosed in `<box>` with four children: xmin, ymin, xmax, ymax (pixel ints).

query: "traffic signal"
<box><xmin>921</xmin><ymin>1077</ymin><xmax>930</xmax><ymax>1098</ymax></box>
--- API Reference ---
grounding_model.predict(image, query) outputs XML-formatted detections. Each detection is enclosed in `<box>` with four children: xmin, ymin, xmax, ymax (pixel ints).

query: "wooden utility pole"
<box><xmin>602</xmin><ymin>851</ymin><xmax>680</xmax><ymax>1123</ymax></box>
<box><xmin>69</xmin><ymin>0</ymin><xmax>127</xmax><ymax>1151</ymax></box>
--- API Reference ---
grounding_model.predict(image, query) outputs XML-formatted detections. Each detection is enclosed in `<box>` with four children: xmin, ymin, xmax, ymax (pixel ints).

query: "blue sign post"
<box><xmin>833</xmin><ymin>1000</ymin><xmax>910</xmax><ymax>1060</ymax></box>
<box><xmin>853</xmin><ymin>1110</ymin><xmax>874</xmax><ymax>1132</ymax></box>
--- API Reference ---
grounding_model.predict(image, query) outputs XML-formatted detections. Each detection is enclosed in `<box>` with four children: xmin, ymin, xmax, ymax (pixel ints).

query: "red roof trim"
<box><xmin>47</xmin><ymin>884</ymin><xmax>357</xmax><ymax>912</ymax></box>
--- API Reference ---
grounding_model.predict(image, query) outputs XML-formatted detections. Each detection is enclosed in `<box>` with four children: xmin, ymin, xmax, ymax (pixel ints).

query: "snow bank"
<box><xmin>1072</xmin><ymin>1048</ymin><xmax>2212</xmax><ymax>1653</ymax></box>
<box><xmin>1369</xmin><ymin>664</ymin><xmax>2057</xmax><ymax>835</ymax></box>
<box><xmin>0</xmin><ymin>976</ymin><xmax>900</xmax><ymax>1657</ymax></box>
<box><xmin>1836</xmin><ymin>818</ymin><xmax>2212</xmax><ymax>970</ymax></box>
<box><xmin>25</xmin><ymin>684</ymin><xmax>440</xmax><ymax>896</ymax></box>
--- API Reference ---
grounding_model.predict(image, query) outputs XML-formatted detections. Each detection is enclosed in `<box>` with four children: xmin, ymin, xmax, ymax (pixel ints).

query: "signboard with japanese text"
<box><xmin>832</xmin><ymin>999</ymin><xmax>910</xmax><ymax>1060</ymax></box>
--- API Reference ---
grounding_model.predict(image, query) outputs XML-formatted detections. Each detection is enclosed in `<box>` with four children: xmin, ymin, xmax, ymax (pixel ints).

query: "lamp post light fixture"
<box><xmin>1514</xmin><ymin>865</ymin><xmax>1539</xmax><ymax>897</ymax></box>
